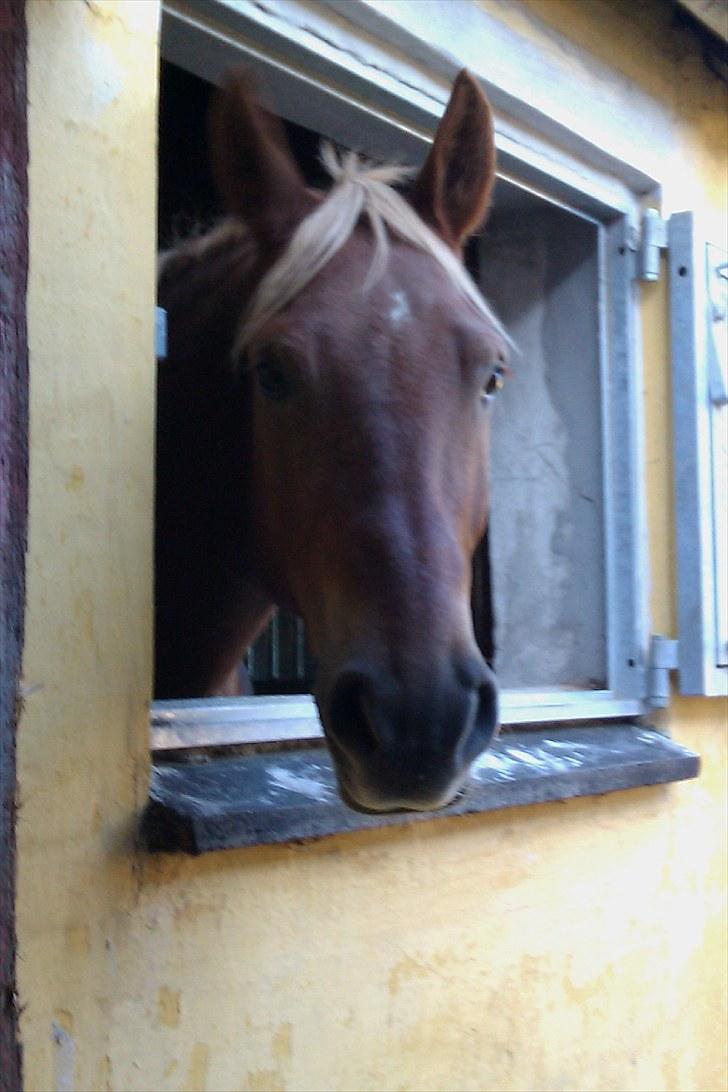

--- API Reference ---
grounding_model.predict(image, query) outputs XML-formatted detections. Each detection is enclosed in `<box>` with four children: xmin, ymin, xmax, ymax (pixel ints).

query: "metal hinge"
<box><xmin>155</xmin><ymin>306</ymin><xmax>167</xmax><ymax>360</ymax></box>
<box><xmin>648</xmin><ymin>634</ymin><xmax>678</xmax><ymax>707</ymax></box>
<box><xmin>638</xmin><ymin>209</ymin><xmax>668</xmax><ymax>282</ymax></box>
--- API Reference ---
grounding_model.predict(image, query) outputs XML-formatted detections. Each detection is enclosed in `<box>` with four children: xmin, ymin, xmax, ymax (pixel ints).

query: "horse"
<box><xmin>155</xmin><ymin>68</ymin><xmax>510</xmax><ymax>813</ymax></box>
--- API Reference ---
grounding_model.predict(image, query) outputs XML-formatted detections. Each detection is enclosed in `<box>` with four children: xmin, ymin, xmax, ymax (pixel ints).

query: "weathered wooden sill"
<box><xmin>140</xmin><ymin>724</ymin><xmax>699</xmax><ymax>854</ymax></box>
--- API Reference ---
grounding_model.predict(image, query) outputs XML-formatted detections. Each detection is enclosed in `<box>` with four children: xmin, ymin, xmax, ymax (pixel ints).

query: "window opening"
<box><xmin>156</xmin><ymin>58</ymin><xmax>633</xmax><ymax>736</ymax></box>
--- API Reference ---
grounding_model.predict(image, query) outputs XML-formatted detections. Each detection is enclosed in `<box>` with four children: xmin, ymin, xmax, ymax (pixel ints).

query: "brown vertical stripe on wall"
<box><xmin>0</xmin><ymin>0</ymin><xmax>28</xmax><ymax>1087</ymax></box>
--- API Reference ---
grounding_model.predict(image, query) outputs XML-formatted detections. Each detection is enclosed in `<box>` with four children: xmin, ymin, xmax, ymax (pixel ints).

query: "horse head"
<box><xmin>207</xmin><ymin>70</ymin><xmax>509</xmax><ymax>812</ymax></box>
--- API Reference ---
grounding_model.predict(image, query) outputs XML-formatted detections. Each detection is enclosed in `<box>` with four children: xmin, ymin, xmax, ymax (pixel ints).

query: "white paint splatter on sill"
<box><xmin>267</xmin><ymin>765</ymin><xmax>334</xmax><ymax>802</ymax></box>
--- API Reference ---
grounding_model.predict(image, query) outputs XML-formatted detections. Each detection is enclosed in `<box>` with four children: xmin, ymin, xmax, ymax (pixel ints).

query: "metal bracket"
<box><xmin>155</xmin><ymin>306</ymin><xmax>167</xmax><ymax>360</ymax></box>
<box><xmin>648</xmin><ymin>634</ymin><xmax>679</xmax><ymax>707</ymax></box>
<box><xmin>638</xmin><ymin>209</ymin><xmax>668</xmax><ymax>282</ymax></box>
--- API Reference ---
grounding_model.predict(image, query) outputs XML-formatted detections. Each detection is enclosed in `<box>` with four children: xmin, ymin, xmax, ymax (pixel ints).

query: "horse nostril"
<box><xmin>474</xmin><ymin>670</ymin><xmax>499</xmax><ymax>747</ymax></box>
<box><xmin>454</xmin><ymin>659</ymin><xmax>499</xmax><ymax>763</ymax></box>
<box><xmin>328</xmin><ymin>670</ymin><xmax>379</xmax><ymax>757</ymax></box>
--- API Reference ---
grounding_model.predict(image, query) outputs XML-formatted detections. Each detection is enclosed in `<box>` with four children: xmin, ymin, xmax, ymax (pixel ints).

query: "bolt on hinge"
<box><xmin>648</xmin><ymin>634</ymin><xmax>678</xmax><ymax>708</ymax></box>
<box><xmin>638</xmin><ymin>209</ymin><xmax>668</xmax><ymax>282</ymax></box>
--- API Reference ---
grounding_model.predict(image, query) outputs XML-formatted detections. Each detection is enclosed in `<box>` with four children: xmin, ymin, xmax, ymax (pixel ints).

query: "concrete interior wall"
<box><xmin>482</xmin><ymin>205</ymin><xmax>605</xmax><ymax>688</ymax></box>
<box><xmin>16</xmin><ymin>2</ymin><xmax>727</xmax><ymax>1091</ymax></box>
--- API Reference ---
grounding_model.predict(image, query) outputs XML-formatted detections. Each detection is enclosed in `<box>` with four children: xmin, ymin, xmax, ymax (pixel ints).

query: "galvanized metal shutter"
<box><xmin>669</xmin><ymin>212</ymin><xmax>728</xmax><ymax>696</ymax></box>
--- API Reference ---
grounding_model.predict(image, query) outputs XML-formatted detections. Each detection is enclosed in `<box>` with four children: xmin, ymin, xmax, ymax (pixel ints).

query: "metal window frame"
<box><xmin>669</xmin><ymin>212</ymin><xmax>728</xmax><ymax>697</ymax></box>
<box><xmin>161</xmin><ymin>0</ymin><xmax>650</xmax><ymax>222</ymax></box>
<box><xmin>153</xmin><ymin>0</ymin><xmax>654</xmax><ymax>750</ymax></box>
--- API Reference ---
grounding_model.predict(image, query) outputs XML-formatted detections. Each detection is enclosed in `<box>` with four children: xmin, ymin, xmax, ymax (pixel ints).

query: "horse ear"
<box><xmin>411</xmin><ymin>70</ymin><xmax>496</xmax><ymax>249</ymax></box>
<box><xmin>209</xmin><ymin>68</ymin><xmax>311</xmax><ymax>243</ymax></box>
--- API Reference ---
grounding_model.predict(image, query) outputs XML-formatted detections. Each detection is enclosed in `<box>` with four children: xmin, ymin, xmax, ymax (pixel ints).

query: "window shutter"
<box><xmin>669</xmin><ymin>212</ymin><xmax>728</xmax><ymax>696</ymax></box>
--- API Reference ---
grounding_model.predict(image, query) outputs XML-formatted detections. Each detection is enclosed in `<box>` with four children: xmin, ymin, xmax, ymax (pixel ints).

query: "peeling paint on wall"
<box><xmin>157</xmin><ymin>986</ymin><xmax>181</xmax><ymax>1029</ymax></box>
<box><xmin>185</xmin><ymin>1042</ymin><xmax>210</xmax><ymax>1092</ymax></box>
<box><xmin>52</xmin><ymin>1018</ymin><xmax>76</xmax><ymax>1092</ymax></box>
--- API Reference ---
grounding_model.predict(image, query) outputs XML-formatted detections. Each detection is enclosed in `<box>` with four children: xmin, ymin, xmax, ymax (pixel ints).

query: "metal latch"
<box><xmin>638</xmin><ymin>209</ymin><xmax>668</xmax><ymax>282</ymax></box>
<box><xmin>648</xmin><ymin>634</ymin><xmax>678</xmax><ymax>707</ymax></box>
<box><xmin>155</xmin><ymin>306</ymin><xmax>168</xmax><ymax>360</ymax></box>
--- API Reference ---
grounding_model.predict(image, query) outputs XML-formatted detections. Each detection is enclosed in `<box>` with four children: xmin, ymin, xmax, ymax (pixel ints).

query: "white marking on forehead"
<box><xmin>388</xmin><ymin>290</ymin><xmax>411</xmax><ymax>327</ymax></box>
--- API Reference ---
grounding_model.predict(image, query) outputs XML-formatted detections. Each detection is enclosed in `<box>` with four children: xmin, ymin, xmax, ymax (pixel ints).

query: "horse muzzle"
<box><xmin>319</xmin><ymin>655</ymin><xmax>499</xmax><ymax>813</ymax></box>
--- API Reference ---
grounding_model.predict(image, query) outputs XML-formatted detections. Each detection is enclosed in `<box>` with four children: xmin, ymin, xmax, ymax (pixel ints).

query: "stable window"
<box><xmin>153</xmin><ymin>58</ymin><xmax>646</xmax><ymax>748</ymax></box>
<box><xmin>143</xmin><ymin>2</ymin><xmax>700</xmax><ymax>850</ymax></box>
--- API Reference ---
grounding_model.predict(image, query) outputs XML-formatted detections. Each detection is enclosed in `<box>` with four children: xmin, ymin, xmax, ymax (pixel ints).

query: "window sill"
<box><xmin>140</xmin><ymin>724</ymin><xmax>699</xmax><ymax>854</ymax></box>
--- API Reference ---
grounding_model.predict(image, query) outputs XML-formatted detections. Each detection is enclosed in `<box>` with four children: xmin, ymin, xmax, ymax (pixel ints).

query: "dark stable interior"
<box><xmin>157</xmin><ymin>60</ymin><xmax>495</xmax><ymax>695</ymax></box>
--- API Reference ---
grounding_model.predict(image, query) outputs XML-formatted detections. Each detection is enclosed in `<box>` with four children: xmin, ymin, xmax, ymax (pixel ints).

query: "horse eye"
<box><xmin>481</xmin><ymin>366</ymin><xmax>505</xmax><ymax>403</ymax></box>
<box><xmin>255</xmin><ymin>355</ymin><xmax>292</xmax><ymax>402</ymax></box>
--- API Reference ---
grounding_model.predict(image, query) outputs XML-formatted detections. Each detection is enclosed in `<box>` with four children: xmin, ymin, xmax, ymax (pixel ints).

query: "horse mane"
<box><xmin>158</xmin><ymin>142</ymin><xmax>510</xmax><ymax>361</ymax></box>
<box><xmin>238</xmin><ymin>142</ymin><xmax>510</xmax><ymax>356</ymax></box>
<box><xmin>157</xmin><ymin>219</ymin><xmax>250</xmax><ymax>286</ymax></box>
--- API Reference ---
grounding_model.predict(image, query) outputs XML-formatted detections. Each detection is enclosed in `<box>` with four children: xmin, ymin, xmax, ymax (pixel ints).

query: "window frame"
<box><xmin>153</xmin><ymin>0</ymin><xmax>656</xmax><ymax>752</ymax></box>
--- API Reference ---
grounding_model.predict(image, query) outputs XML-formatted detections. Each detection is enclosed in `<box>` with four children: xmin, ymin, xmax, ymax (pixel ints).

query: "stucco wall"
<box><xmin>17</xmin><ymin>2</ymin><xmax>727</xmax><ymax>1091</ymax></box>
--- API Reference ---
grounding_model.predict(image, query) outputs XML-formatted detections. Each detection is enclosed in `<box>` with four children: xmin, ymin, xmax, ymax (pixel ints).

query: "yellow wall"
<box><xmin>18</xmin><ymin>2</ymin><xmax>727</xmax><ymax>1090</ymax></box>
